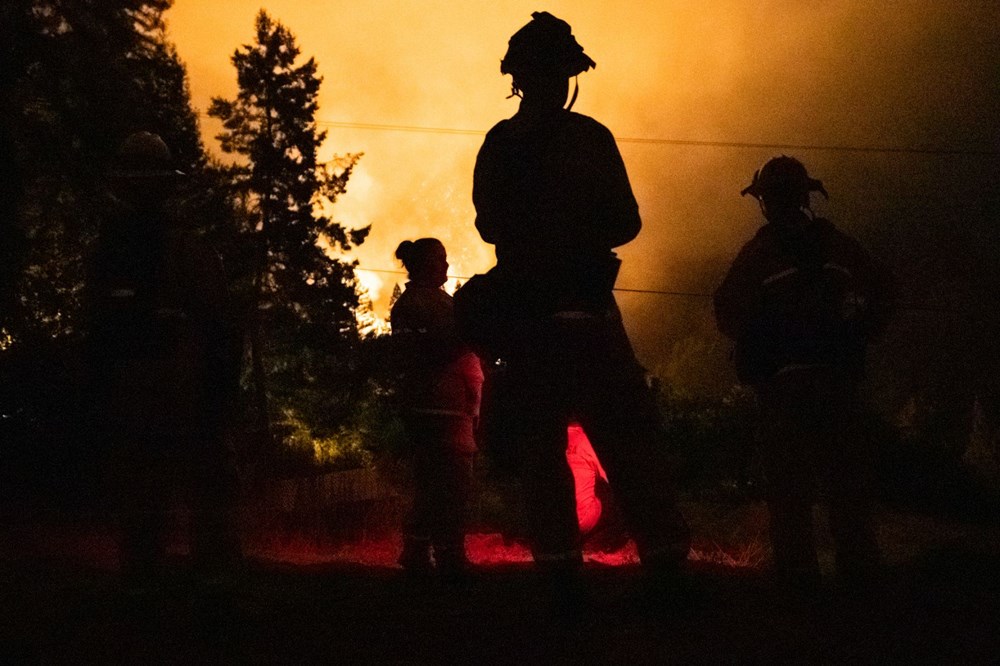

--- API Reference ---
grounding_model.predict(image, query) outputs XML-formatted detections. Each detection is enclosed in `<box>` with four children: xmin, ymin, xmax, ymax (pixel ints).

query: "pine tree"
<box><xmin>2</xmin><ymin>0</ymin><xmax>205</xmax><ymax>343</ymax></box>
<box><xmin>0</xmin><ymin>0</ymin><xmax>221</xmax><ymax>493</ymax></box>
<box><xmin>389</xmin><ymin>283</ymin><xmax>402</xmax><ymax>309</ymax></box>
<box><xmin>208</xmin><ymin>10</ymin><xmax>369</xmax><ymax>434</ymax></box>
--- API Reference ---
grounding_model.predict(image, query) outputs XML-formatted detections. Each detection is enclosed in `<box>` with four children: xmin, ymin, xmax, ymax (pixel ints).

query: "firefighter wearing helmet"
<box><xmin>462</xmin><ymin>12</ymin><xmax>690</xmax><ymax>607</ymax></box>
<box><xmin>88</xmin><ymin>131</ymin><xmax>242</xmax><ymax>590</ymax></box>
<box><xmin>715</xmin><ymin>156</ymin><xmax>896</xmax><ymax>592</ymax></box>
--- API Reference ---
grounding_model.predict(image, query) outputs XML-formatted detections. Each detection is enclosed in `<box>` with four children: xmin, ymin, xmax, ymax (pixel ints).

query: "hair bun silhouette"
<box><xmin>395</xmin><ymin>238</ymin><xmax>442</xmax><ymax>273</ymax></box>
<box><xmin>395</xmin><ymin>240</ymin><xmax>416</xmax><ymax>265</ymax></box>
<box><xmin>501</xmin><ymin>11</ymin><xmax>596</xmax><ymax>79</ymax></box>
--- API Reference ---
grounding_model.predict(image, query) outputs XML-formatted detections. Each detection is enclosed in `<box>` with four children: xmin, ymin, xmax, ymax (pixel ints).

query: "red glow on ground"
<box><xmin>248</xmin><ymin>535</ymin><xmax>763</xmax><ymax>569</ymax></box>
<box><xmin>247</xmin><ymin>533</ymin><xmax>645</xmax><ymax>568</ymax></box>
<box><xmin>4</xmin><ymin>527</ymin><xmax>761</xmax><ymax>571</ymax></box>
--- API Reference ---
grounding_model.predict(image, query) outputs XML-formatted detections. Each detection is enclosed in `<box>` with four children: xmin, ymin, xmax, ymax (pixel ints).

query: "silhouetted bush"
<box><xmin>0</xmin><ymin>335</ymin><xmax>106</xmax><ymax>511</ymax></box>
<box><xmin>658</xmin><ymin>383</ymin><xmax>764</xmax><ymax>501</ymax></box>
<box><xmin>874</xmin><ymin>396</ymin><xmax>999</xmax><ymax>523</ymax></box>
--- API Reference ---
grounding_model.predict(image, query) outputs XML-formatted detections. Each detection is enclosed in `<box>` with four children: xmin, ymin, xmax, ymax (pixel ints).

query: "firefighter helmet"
<box><xmin>500</xmin><ymin>11</ymin><xmax>596</xmax><ymax>79</ymax></box>
<box><xmin>113</xmin><ymin>131</ymin><xmax>186</xmax><ymax>179</ymax></box>
<box><xmin>741</xmin><ymin>156</ymin><xmax>827</xmax><ymax>201</ymax></box>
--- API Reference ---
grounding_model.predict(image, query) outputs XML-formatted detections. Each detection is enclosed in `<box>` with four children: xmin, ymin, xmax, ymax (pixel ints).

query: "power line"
<box><xmin>317</xmin><ymin>121</ymin><xmax>484</xmax><ymax>137</ymax></box>
<box><xmin>317</xmin><ymin>119</ymin><xmax>999</xmax><ymax>157</ymax></box>
<box><xmin>353</xmin><ymin>266</ymin><xmax>962</xmax><ymax>313</ymax></box>
<box><xmin>613</xmin><ymin>286</ymin><xmax>710</xmax><ymax>299</ymax></box>
<box><xmin>200</xmin><ymin>110</ymin><xmax>997</xmax><ymax>156</ymax></box>
<box><xmin>355</xmin><ymin>266</ymin><xmax>709</xmax><ymax>297</ymax></box>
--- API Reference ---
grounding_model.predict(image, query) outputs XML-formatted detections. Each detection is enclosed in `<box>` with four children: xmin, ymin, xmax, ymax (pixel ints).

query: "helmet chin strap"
<box><xmin>565</xmin><ymin>76</ymin><xmax>579</xmax><ymax>111</ymax></box>
<box><xmin>761</xmin><ymin>199</ymin><xmax>817</xmax><ymax>224</ymax></box>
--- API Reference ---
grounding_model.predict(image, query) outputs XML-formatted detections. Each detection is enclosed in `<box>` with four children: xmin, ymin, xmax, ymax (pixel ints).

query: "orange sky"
<box><xmin>165</xmin><ymin>1</ymin><xmax>999</xmax><ymax>373</ymax></box>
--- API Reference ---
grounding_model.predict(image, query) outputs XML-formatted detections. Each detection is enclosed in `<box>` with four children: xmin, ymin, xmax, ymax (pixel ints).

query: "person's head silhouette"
<box><xmin>741</xmin><ymin>155</ymin><xmax>828</xmax><ymax>225</ymax></box>
<box><xmin>110</xmin><ymin>131</ymin><xmax>185</xmax><ymax>211</ymax></box>
<box><xmin>395</xmin><ymin>238</ymin><xmax>449</xmax><ymax>289</ymax></box>
<box><xmin>500</xmin><ymin>12</ymin><xmax>595</xmax><ymax>110</ymax></box>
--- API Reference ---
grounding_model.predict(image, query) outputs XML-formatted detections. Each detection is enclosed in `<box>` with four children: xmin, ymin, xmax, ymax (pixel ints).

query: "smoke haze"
<box><xmin>166</xmin><ymin>0</ymin><xmax>999</xmax><ymax>393</ymax></box>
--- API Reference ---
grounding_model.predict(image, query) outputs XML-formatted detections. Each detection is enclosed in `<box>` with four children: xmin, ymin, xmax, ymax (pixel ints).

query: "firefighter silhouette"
<box><xmin>87</xmin><ymin>132</ymin><xmax>241</xmax><ymax>589</ymax></box>
<box><xmin>391</xmin><ymin>238</ymin><xmax>483</xmax><ymax>579</ymax></box>
<box><xmin>461</xmin><ymin>12</ymin><xmax>690</xmax><ymax>600</ymax></box>
<box><xmin>715</xmin><ymin>156</ymin><xmax>896</xmax><ymax>591</ymax></box>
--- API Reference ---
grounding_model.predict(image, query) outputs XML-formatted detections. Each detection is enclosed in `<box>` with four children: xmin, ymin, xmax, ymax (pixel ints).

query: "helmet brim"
<box><xmin>500</xmin><ymin>11</ymin><xmax>595</xmax><ymax>80</ymax></box>
<box><xmin>741</xmin><ymin>176</ymin><xmax>827</xmax><ymax>200</ymax></box>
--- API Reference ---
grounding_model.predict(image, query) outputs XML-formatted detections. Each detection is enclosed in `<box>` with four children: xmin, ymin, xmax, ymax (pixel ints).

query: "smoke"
<box><xmin>168</xmin><ymin>0</ymin><xmax>999</xmax><ymax>386</ymax></box>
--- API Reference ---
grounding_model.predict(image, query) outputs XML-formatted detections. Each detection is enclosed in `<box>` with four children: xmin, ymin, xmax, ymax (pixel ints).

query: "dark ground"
<box><xmin>2</xmin><ymin>509</ymin><xmax>999</xmax><ymax>665</ymax></box>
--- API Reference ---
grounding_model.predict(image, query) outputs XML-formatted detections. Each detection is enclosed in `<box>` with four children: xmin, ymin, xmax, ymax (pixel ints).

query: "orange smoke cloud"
<box><xmin>167</xmin><ymin>1</ymin><xmax>999</xmax><ymax>373</ymax></box>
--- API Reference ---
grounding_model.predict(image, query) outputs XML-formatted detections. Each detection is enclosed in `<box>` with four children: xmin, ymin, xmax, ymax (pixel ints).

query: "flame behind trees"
<box><xmin>208</xmin><ymin>10</ymin><xmax>370</xmax><ymax>438</ymax></box>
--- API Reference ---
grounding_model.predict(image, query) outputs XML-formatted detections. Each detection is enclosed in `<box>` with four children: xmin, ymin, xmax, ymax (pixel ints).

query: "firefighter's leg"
<box><xmin>827</xmin><ymin>414</ymin><xmax>881</xmax><ymax>581</ymax></box>
<box><xmin>508</xmin><ymin>330</ymin><xmax>593</xmax><ymax>614</ymax></box>
<box><xmin>433</xmin><ymin>452</ymin><xmax>475</xmax><ymax>579</ymax></box>
<box><xmin>766</xmin><ymin>483</ymin><xmax>820</xmax><ymax>589</ymax></box>
<box><xmin>117</xmin><ymin>439</ymin><xmax>169</xmax><ymax>587</ymax></box>
<box><xmin>189</xmin><ymin>433</ymin><xmax>243</xmax><ymax>578</ymax></box>
<box><xmin>514</xmin><ymin>407</ymin><xmax>588</xmax><ymax>615</ymax></box>
<box><xmin>399</xmin><ymin>535</ymin><xmax>433</xmax><ymax>573</ymax></box>
<box><xmin>500</xmin><ymin>352</ymin><xmax>582</xmax><ymax>570</ymax></box>
<box><xmin>400</xmin><ymin>422</ymin><xmax>434</xmax><ymax>572</ymax></box>
<box><xmin>520</xmin><ymin>414</ymin><xmax>583</xmax><ymax>569</ymax></box>
<box><xmin>579</xmin><ymin>355</ymin><xmax>689</xmax><ymax>568</ymax></box>
<box><xmin>584</xmin><ymin>477</ymin><xmax>629</xmax><ymax>553</ymax></box>
<box><xmin>759</xmin><ymin>403</ymin><xmax>821</xmax><ymax>590</ymax></box>
<box><xmin>120</xmin><ymin>498</ymin><xmax>164</xmax><ymax>584</ymax></box>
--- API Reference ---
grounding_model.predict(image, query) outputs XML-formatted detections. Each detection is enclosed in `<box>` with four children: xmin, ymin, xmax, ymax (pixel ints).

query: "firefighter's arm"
<box><xmin>592</xmin><ymin>125</ymin><xmax>641</xmax><ymax>248</ymax></box>
<box><xmin>388</xmin><ymin>303</ymin><xmax>422</xmax><ymax>361</ymax></box>
<box><xmin>472</xmin><ymin>126</ymin><xmax>507</xmax><ymax>245</ymax></box>
<box><xmin>849</xmin><ymin>238</ymin><xmax>899</xmax><ymax>340</ymax></box>
<box><xmin>464</xmin><ymin>354</ymin><xmax>484</xmax><ymax>419</ymax></box>
<box><xmin>868</xmin><ymin>257</ymin><xmax>899</xmax><ymax>339</ymax></box>
<box><xmin>191</xmin><ymin>242</ymin><xmax>242</xmax><ymax>433</ymax></box>
<box><xmin>714</xmin><ymin>244</ymin><xmax>764</xmax><ymax>341</ymax></box>
<box><xmin>390</xmin><ymin>297</ymin><xmax>465</xmax><ymax>377</ymax></box>
<box><xmin>401</xmin><ymin>319</ymin><xmax>467</xmax><ymax>366</ymax></box>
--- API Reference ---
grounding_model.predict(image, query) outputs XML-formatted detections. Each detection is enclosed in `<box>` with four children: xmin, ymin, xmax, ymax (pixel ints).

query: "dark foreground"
<box><xmin>3</xmin><ymin>540</ymin><xmax>1000</xmax><ymax>664</ymax></box>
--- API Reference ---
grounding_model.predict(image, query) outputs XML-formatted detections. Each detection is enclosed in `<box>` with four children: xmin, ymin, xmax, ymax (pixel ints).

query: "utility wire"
<box><xmin>355</xmin><ymin>266</ymin><xmax>709</xmax><ymax>297</ymax></box>
<box><xmin>317</xmin><ymin>121</ymin><xmax>484</xmax><ymax>137</ymax></box>
<box><xmin>317</xmin><ymin>119</ymin><xmax>1000</xmax><ymax>157</ymax></box>
<box><xmin>197</xmin><ymin>109</ymin><xmax>997</xmax><ymax>156</ymax></box>
<box><xmin>352</xmin><ymin>266</ymin><xmax>964</xmax><ymax>314</ymax></box>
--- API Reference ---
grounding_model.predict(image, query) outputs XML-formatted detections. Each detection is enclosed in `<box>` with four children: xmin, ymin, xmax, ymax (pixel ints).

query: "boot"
<box><xmin>398</xmin><ymin>536</ymin><xmax>433</xmax><ymax>575</ymax></box>
<box><xmin>435</xmin><ymin>544</ymin><xmax>471</xmax><ymax>584</ymax></box>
